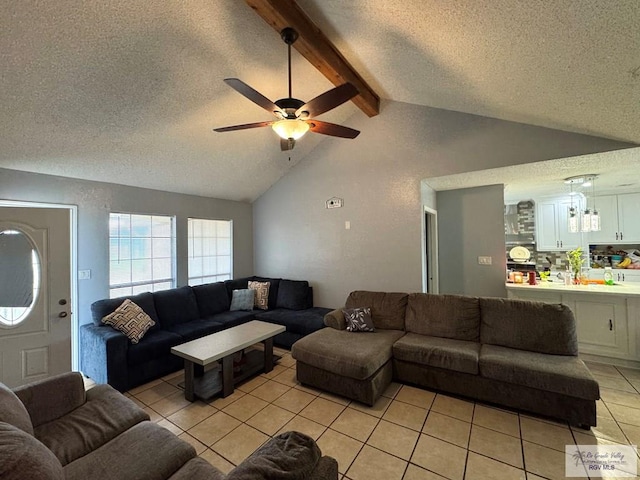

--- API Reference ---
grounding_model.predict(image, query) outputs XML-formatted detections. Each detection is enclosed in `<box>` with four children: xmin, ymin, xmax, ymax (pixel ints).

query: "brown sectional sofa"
<box><xmin>0</xmin><ymin>372</ymin><xmax>338</xmax><ymax>479</ymax></box>
<box><xmin>292</xmin><ymin>291</ymin><xmax>600</xmax><ymax>427</ymax></box>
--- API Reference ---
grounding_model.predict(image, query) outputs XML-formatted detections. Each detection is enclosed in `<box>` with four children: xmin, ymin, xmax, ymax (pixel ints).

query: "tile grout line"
<box><xmin>125</xmin><ymin>358</ymin><xmax>640</xmax><ymax>478</ymax></box>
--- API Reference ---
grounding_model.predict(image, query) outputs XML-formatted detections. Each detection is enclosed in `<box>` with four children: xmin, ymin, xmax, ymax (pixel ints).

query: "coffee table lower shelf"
<box><xmin>179</xmin><ymin>349</ymin><xmax>280</xmax><ymax>400</ymax></box>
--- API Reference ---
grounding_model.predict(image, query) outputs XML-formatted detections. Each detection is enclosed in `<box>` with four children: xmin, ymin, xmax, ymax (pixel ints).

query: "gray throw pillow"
<box><xmin>343</xmin><ymin>307</ymin><xmax>375</xmax><ymax>332</ymax></box>
<box><xmin>230</xmin><ymin>289</ymin><xmax>255</xmax><ymax>311</ymax></box>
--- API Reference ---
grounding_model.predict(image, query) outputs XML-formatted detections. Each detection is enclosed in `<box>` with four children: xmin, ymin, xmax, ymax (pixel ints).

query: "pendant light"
<box><xmin>564</xmin><ymin>174</ymin><xmax>601</xmax><ymax>233</ymax></box>
<box><xmin>581</xmin><ymin>207</ymin><xmax>592</xmax><ymax>233</ymax></box>
<box><xmin>567</xmin><ymin>181</ymin><xmax>579</xmax><ymax>233</ymax></box>
<box><xmin>589</xmin><ymin>176</ymin><xmax>601</xmax><ymax>231</ymax></box>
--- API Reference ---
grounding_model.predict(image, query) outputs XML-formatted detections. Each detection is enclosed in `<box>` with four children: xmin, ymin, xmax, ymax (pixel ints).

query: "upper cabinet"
<box><xmin>588</xmin><ymin>193</ymin><xmax>640</xmax><ymax>244</ymax></box>
<box><xmin>536</xmin><ymin>197</ymin><xmax>583</xmax><ymax>251</ymax></box>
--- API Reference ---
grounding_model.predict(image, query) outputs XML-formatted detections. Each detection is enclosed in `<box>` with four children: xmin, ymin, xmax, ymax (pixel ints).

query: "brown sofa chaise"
<box><xmin>292</xmin><ymin>291</ymin><xmax>600</xmax><ymax>427</ymax></box>
<box><xmin>0</xmin><ymin>372</ymin><xmax>338</xmax><ymax>479</ymax></box>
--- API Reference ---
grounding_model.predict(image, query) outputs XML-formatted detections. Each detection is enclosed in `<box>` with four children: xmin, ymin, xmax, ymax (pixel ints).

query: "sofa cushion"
<box><xmin>126</xmin><ymin>330</ymin><xmax>183</xmax><ymax>366</ymax></box>
<box><xmin>226</xmin><ymin>431</ymin><xmax>320</xmax><ymax>480</ymax></box>
<box><xmin>292</xmin><ymin>328</ymin><xmax>405</xmax><ymax>380</ymax></box>
<box><xmin>0</xmin><ymin>381</ymin><xmax>33</xmax><ymax>435</ymax></box>
<box><xmin>248</xmin><ymin>281</ymin><xmax>270</xmax><ymax>310</ymax></box>
<box><xmin>153</xmin><ymin>286</ymin><xmax>200</xmax><ymax>328</ymax></box>
<box><xmin>230</xmin><ymin>289</ymin><xmax>255</xmax><ymax>311</ymax></box>
<box><xmin>224</xmin><ymin>277</ymin><xmax>251</xmax><ymax>300</ymax></box>
<box><xmin>393</xmin><ymin>333</ymin><xmax>480</xmax><ymax>375</ymax></box>
<box><xmin>276</xmin><ymin>280</ymin><xmax>311</xmax><ymax>310</ymax></box>
<box><xmin>479</xmin><ymin>344</ymin><xmax>600</xmax><ymax>400</ymax></box>
<box><xmin>345</xmin><ymin>291</ymin><xmax>408</xmax><ymax>330</ymax></box>
<box><xmin>166</xmin><ymin>319</ymin><xmax>224</xmax><ymax>342</ymax></box>
<box><xmin>255</xmin><ymin>307</ymin><xmax>330</xmax><ymax>336</ymax></box>
<box><xmin>192</xmin><ymin>282</ymin><xmax>230</xmax><ymax>317</ymax></box>
<box><xmin>62</xmin><ymin>421</ymin><xmax>196</xmax><ymax>480</ymax></box>
<box><xmin>101</xmin><ymin>299</ymin><xmax>156</xmax><ymax>344</ymax></box>
<box><xmin>343</xmin><ymin>307</ymin><xmax>375</xmax><ymax>332</ymax></box>
<box><xmin>168</xmin><ymin>457</ymin><xmax>224</xmax><ymax>480</ymax></box>
<box><xmin>202</xmin><ymin>310</ymin><xmax>255</xmax><ymax>329</ymax></box>
<box><xmin>0</xmin><ymin>422</ymin><xmax>63</xmax><ymax>480</ymax></box>
<box><xmin>480</xmin><ymin>297</ymin><xmax>578</xmax><ymax>355</ymax></box>
<box><xmin>406</xmin><ymin>293</ymin><xmax>480</xmax><ymax>341</ymax></box>
<box><xmin>91</xmin><ymin>292</ymin><xmax>161</xmax><ymax>331</ymax></box>
<box><xmin>252</xmin><ymin>276</ymin><xmax>281</xmax><ymax>309</ymax></box>
<box><xmin>34</xmin><ymin>384</ymin><xmax>149</xmax><ymax>466</ymax></box>
<box><xmin>13</xmin><ymin>372</ymin><xmax>86</xmax><ymax>428</ymax></box>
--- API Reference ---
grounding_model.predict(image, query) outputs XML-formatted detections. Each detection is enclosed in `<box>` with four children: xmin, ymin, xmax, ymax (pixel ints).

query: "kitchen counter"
<box><xmin>506</xmin><ymin>281</ymin><xmax>640</xmax><ymax>297</ymax></box>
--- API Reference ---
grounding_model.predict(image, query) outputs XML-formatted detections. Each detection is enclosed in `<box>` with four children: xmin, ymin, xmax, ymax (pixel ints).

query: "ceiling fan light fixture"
<box><xmin>272</xmin><ymin>119</ymin><xmax>309</xmax><ymax>140</ymax></box>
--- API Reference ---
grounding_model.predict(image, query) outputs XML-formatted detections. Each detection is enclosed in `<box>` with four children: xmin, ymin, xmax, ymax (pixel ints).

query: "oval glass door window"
<box><xmin>0</xmin><ymin>229</ymin><xmax>41</xmax><ymax>327</ymax></box>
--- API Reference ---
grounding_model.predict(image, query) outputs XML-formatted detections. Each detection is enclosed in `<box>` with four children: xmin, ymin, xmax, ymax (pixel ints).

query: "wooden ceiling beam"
<box><xmin>244</xmin><ymin>0</ymin><xmax>380</xmax><ymax>117</ymax></box>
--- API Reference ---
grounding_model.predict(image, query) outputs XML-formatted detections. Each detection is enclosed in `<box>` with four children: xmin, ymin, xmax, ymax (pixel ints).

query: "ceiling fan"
<box><xmin>213</xmin><ymin>27</ymin><xmax>360</xmax><ymax>151</ymax></box>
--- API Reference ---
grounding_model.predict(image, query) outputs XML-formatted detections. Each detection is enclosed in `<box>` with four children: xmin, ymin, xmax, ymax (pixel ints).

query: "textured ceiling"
<box><xmin>2</xmin><ymin>0</ymin><xmax>639</xmax><ymax>201</ymax></box>
<box><xmin>426</xmin><ymin>146</ymin><xmax>640</xmax><ymax>203</ymax></box>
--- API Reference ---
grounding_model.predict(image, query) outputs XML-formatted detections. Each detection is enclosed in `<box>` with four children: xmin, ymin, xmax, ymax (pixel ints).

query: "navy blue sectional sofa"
<box><xmin>80</xmin><ymin>277</ymin><xmax>332</xmax><ymax>392</ymax></box>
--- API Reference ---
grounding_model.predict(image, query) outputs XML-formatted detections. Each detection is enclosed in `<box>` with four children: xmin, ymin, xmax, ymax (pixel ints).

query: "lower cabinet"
<box><xmin>571</xmin><ymin>296</ymin><xmax>628</xmax><ymax>357</ymax></box>
<box><xmin>507</xmin><ymin>289</ymin><xmax>639</xmax><ymax>365</ymax></box>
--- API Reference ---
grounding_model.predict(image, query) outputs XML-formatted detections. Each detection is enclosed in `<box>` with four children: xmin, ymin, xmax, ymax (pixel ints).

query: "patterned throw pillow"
<box><xmin>101</xmin><ymin>299</ymin><xmax>155</xmax><ymax>344</ymax></box>
<box><xmin>248</xmin><ymin>281</ymin><xmax>270</xmax><ymax>310</ymax></box>
<box><xmin>230</xmin><ymin>289</ymin><xmax>255</xmax><ymax>311</ymax></box>
<box><xmin>342</xmin><ymin>307</ymin><xmax>375</xmax><ymax>332</ymax></box>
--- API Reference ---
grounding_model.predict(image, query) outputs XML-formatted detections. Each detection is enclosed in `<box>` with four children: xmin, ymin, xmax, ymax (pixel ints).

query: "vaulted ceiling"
<box><xmin>2</xmin><ymin>1</ymin><xmax>638</xmax><ymax>201</ymax></box>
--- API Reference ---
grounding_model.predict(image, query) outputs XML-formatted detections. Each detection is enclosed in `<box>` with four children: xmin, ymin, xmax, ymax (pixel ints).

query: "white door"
<box><xmin>0</xmin><ymin>207</ymin><xmax>71</xmax><ymax>387</ymax></box>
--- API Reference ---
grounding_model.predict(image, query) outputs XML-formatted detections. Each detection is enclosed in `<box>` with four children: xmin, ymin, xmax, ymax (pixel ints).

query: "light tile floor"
<box><xmin>118</xmin><ymin>353</ymin><xmax>640</xmax><ymax>480</ymax></box>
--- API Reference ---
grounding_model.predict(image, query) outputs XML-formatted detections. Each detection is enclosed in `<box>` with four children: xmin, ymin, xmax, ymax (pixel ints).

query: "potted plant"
<box><xmin>566</xmin><ymin>247</ymin><xmax>586</xmax><ymax>284</ymax></box>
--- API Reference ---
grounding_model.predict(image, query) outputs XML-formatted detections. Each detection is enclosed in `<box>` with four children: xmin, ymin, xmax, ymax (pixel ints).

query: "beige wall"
<box><xmin>0</xmin><ymin>168</ymin><xmax>253</xmax><ymax>326</ymax></box>
<box><xmin>253</xmin><ymin>100</ymin><xmax>634</xmax><ymax>308</ymax></box>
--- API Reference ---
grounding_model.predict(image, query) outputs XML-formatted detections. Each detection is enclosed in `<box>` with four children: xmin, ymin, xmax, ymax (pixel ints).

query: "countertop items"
<box><xmin>506</xmin><ymin>281</ymin><xmax>640</xmax><ymax>296</ymax></box>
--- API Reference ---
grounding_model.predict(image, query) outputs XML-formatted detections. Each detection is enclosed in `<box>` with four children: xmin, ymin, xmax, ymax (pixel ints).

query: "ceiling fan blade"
<box><xmin>308</xmin><ymin>120</ymin><xmax>360</xmax><ymax>139</ymax></box>
<box><xmin>280</xmin><ymin>138</ymin><xmax>295</xmax><ymax>151</ymax></box>
<box><xmin>213</xmin><ymin>121</ymin><xmax>273</xmax><ymax>133</ymax></box>
<box><xmin>223</xmin><ymin>78</ymin><xmax>282</xmax><ymax>116</ymax></box>
<box><xmin>296</xmin><ymin>83</ymin><xmax>359</xmax><ymax>118</ymax></box>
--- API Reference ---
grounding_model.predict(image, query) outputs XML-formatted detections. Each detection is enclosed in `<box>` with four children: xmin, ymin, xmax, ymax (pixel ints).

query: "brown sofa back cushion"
<box><xmin>346</xmin><ymin>291</ymin><xmax>408</xmax><ymax>330</ymax></box>
<box><xmin>405</xmin><ymin>293</ymin><xmax>480</xmax><ymax>341</ymax></box>
<box><xmin>480</xmin><ymin>297</ymin><xmax>578</xmax><ymax>355</ymax></box>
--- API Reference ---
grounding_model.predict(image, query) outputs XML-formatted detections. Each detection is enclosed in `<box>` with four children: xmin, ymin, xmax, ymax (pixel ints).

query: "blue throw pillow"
<box><xmin>230</xmin><ymin>289</ymin><xmax>255</xmax><ymax>311</ymax></box>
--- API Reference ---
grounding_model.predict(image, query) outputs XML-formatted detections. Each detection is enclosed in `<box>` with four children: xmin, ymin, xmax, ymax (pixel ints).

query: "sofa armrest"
<box><xmin>79</xmin><ymin>323</ymin><xmax>130</xmax><ymax>391</ymax></box>
<box><xmin>324</xmin><ymin>309</ymin><xmax>346</xmax><ymax>330</ymax></box>
<box><xmin>13</xmin><ymin>372</ymin><xmax>86</xmax><ymax>428</ymax></box>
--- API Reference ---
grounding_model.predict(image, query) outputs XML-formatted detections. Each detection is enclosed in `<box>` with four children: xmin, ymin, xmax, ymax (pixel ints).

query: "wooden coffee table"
<box><xmin>171</xmin><ymin>320</ymin><xmax>285</xmax><ymax>401</ymax></box>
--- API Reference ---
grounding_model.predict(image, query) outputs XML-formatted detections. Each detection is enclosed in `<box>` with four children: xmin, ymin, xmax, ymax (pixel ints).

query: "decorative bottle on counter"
<box><xmin>604</xmin><ymin>267</ymin><xmax>614</xmax><ymax>286</ymax></box>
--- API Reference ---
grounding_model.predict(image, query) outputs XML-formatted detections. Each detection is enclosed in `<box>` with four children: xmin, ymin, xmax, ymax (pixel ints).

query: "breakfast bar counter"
<box><xmin>506</xmin><ymin>281</ymin><xmax>640</xmax><ymax>297</ymax></box>
<box><xmin>506</xmin><ymin>283</ymin><xmax>640</xmax><ymax>367</ymax></box>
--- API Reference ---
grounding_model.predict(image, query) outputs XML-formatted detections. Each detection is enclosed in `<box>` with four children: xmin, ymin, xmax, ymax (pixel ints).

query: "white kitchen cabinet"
<box><xmin>536</xmin><ymin>198</ymin><xmax>583</xmax><ymax>251</ymax></box>
<box><xmin>571</xmin><ymin>296</ymin><xmax>629</xmax><ymax>358</ymax></box>
<box><xmin>588</xmin><ymin>193</ymin><xmax>640</xmax><ymax>243</ymax></box>
<box><xmin>589</xmin><ymin>269</ymin><xmax>640</xmax><ymax>282</ymax></box>
<box><xmin>617</xmin><ymin>270</ymin><xmax>640</xmax><ymax>283</ymax></box>
<box><xmin>618</xmin><ymin>193</ymin><xmax>640</xmax><ymax>241</ymax></box>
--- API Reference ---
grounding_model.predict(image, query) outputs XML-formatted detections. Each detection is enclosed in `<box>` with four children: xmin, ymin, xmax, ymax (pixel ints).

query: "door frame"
<box><xmin>0</xmin><ymin>200</ymin><xmax>78</xmax><ymax>370</ymax></box>
<box><xmin>422</xmin><ymin>206</ymin><xmax>439</xmax><ymax>294</ymax></box>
